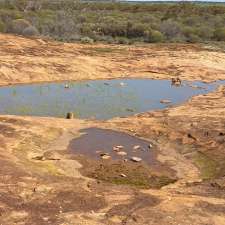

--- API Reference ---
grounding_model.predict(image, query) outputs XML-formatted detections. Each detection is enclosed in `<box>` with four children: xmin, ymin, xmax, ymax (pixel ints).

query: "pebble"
<box><xmin>113</xmin><ymin>147</ymin><xmax>120</xmax><ymax>152</ymax></box>
<box><xmin>160</xmin><ymin>99</ymin><xmax>172</xmax><ymax>104</ymax></box>
<box><xmin>130</xmin><ymin>157</ymin><xmax>142</xmax><ymax>162</ymax></box>
<box><xmin>120</xmin><ymin>82</ymin><xmax>126</xmax><ymax>86</ymax></box>
<box><xmin>101</xmin><ymin>155</ymin><xmax>111</xmax><ymax>160</ymax></box>
<box><xmin>120</xmin><ymin>173</ymin><xmax>127</xmax><ymax>178</ymax></box>
<box><xmin>148</xmin><ymin>144</ymin><xmax>153</xmax><ymax>149</ymax></box>
<box><xmin>117</xmin><ymin>151</ymin><xmax>127</xmax><ymax>156</ymax></box>
<box><xmin>133</xmin><ymin>145</ymin><xmax>141</xmax><ymax>150</ymax></box>
<box><xmin>116</xmin><ymin>145</ymin><xmax>124</xmax><ymax>149</ymax></box>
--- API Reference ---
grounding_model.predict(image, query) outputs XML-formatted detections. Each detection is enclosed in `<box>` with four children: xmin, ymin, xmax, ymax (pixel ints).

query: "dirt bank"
<box><xmin>0</xmin><ymin>34</ymin><xmax>225</xmax><ymax>86</ymax></box>
<box><xmin>0</xmin><ymin>34</ymin><xmax>225</xmax><ymax>225</ymax></box>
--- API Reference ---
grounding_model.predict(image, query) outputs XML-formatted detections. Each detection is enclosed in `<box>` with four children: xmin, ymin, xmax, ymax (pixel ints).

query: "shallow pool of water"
<box><xmin>68</xmin><ymin>127</ymin><xmax>157</xmax><ymax>165</ymax></box>
<box><xmin>0</xmin><ymin>79</ymin><xmax>223</xmax><ymax>119</ymax></box>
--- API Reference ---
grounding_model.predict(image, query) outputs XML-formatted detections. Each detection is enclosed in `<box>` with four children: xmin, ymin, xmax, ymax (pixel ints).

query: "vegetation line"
<box><xmin>0</xmin><ymin>0</ymin><xmax>224</xmax><ymax>44</ymax></box>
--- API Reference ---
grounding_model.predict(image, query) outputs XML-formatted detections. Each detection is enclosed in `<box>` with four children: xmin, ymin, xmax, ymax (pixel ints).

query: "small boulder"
<box><xmin>160</xmin><ymin>99</ymin><xmax>172</xmax><ymax>104</ymax></box>
<box><xmin>117</xmin><ymin>151</ymin><xmax>127</xmax><ymax>156</ymax></box>
<box><xmin>171</xmin><ymin>77</ymin><xmax>181</xmax><ymax>86</ymax></box>
<box><xmin>120</xmin><ymin>173</ymin><xmax>127</xmax><ymax>178</ymax></box>
<box><xmin>130</xmin><ymin>157</ymin><xmax>142</xmax><ymax>162</ymax></box>
<box><xmin>101</xmin><ymin>155</ymin><xmax>111</xmax><ymax>160</ymax></box>
<box><xmin>113</xmin><ymin>147</ymin><xmax>120</xmax><ymax>152</ymax></box>
<box><xmin>100</xmin><ymin>153</ymin><xmax>111</xmax><ymax>160</ymax></box>
<box><xmin>133</xmin><ymin>145</ymin><xmax>141</xmax><ymax>150</ymax></box>
<box><xmin>66</xmin><ymin>112</ymin><xmax>74</xmax><ymax>119</ymax></box>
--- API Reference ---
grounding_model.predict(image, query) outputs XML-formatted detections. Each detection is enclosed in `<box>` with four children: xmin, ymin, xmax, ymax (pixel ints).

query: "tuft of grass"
<box><xmin>110</xmin><ymin>175</ymin><xmax>176</xmax><ymax>189</ymax></box>
<box><xmin>194</xmin><ymin>152</ymin><xmax>219</xmax><ymax>180</ymax></box>
<box><xmin>86</xmin><ymin>161</ymin><xmax>176</xmax><ymax>189</ymax></box>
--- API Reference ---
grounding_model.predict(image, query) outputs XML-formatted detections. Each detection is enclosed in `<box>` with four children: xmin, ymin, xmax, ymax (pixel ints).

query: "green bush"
<box><xmin>0</xmin><ymin>20</ymin><xmax>6</xmax><ymax>32</ymax></box>
<box><xmin>115</xmin><ymin>36</ymin><xmax>132</xmax><ymax>45</ymax></box>
<box><xmin>126</xmin><ymin>22</ymin><xmax>148</xmax><ymax>38</ymax></box>
<box><xmin>182</xmin><ymin>26</ymin><xmax>196</xmax><ymax>40</ymax></box>
<box><xmin>0</xmin><ymin>1</ymin><xmax>224</xmax><ymax>43</ymax></box>
<box><xmin>160</xmin><ymin>19</ymin><xmax>182</xmax><ymax>40</ymax></box>
<box><xmin>80</xmin><ymin>36</ymin><xmax>94</xmax><ymax>44</ymax></box>
<box><xmin>196</xmin><ymin>26</ymin><xmax>214</xmax><ymax>40</ymax></box>
<box><xmin>214</xmin><ymin>28</ymin><xmax>225</xmax><ymax>41</ymax></box>
<box><xmin>187</xmin><ymin>33</ymin><xmax>201</xmax><ymax>43</ymax></box>
<box><xmin>22</xmin><ymin>25</ymin><xmax>39</xmax><ymax>36</ymax></box>
<box><xmin>144</xmin><ymin>29</ymin><xmax>164</xmax><ymax>43</ymax></box>
<box><xmin>10</xmin><ymin>18</ymin><xmax>31</xmax><ymax>34</ymax></box>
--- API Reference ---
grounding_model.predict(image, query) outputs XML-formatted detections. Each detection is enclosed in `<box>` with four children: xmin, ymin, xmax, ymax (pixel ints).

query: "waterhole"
<box><xmin>68</xmin><ymin>127</ymin><xmax>156</xmax><ymax>165</ymax></box>
<box><xmin>0</xmin><ymin>79</ymin><xmax>223</xmax><ymax>119</ymax></box>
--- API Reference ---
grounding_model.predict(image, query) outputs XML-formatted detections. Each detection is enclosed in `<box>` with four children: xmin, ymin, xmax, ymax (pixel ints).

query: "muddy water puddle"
<box><xmin>0</xmin><ymin>79</ymin><xmax>223</xmax><ymax>119</ymax></box>
<box><xmin>68</xmin><ymin>128</ymin><xmax>157</xmax><ymax>165</ymax></box>
<box><xmin>68</xmin><ymin>128</ymin><xmax>176</xmax><ymax>188</ymax></box>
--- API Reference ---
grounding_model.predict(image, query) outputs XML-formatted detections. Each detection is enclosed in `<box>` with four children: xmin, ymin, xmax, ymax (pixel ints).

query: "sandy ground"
<box><xmin>0</xmin><ymin>34</ymin><xmax>225</xmax><ymax>86</ymax></box>
<box><xmin>0</xmin><ymin>34</ymin><xmax>225</xmax><ymax>225</ymax></box>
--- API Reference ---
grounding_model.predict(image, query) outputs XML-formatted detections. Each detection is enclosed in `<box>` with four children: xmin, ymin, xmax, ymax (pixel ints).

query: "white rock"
<box><xmin>120</xmin><ymin>173</ymin><xmax>127</xmax><ymax>177</ymax></box>
<box><xmin>101</xmin><ymin>155</ymin><xmax>111</xmax><ymax>160</ymax></box>
<box><xmin>117</xmin><ymin>151</ymin><xmax>127</xmax><ymax>156</ymax></box>
<box><xmin>133</xmin><ymin>145</ymin><xmax>141</xmax><ymax>150</ymax></box>
<box><xmin>130</xmin><ymin>157</ymin><xmax>142</xmax><ymax>162</ymax></box>
<box><xmin>113</xmin><ymin>147</ymin><xmax>120</xmax><ymax>152</ymax></box>
<box><xmin>116</xmin><ymin>145</ymin><xmax>124</xmax><ymax>149</ymax></box>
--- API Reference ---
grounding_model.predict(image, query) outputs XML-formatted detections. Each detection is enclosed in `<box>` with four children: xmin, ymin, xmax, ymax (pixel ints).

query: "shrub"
<box><xmin>195</xmin><ymin>26</ymin><xmax>214</xmax><ymax>40</ymax></box>
<box><xmin>187</xmin><ymin>33</ymin><xmax>200</xmax><ymax>43</ymax></box>
<box><xmin>126</xmin><ymin>22</ymin><xmax>147</xmax><ymax>38</ymax></box>
<box><xmin>182</xmin><ymin>26</ymin><xmax>196</xmax><ymax>39</ymax></box>
<box><xmin>160</xmin><ymin>19</ymin><xmax>182</xmax><ymax>40</ymax></box>
<box><xmin>80</xmin><ymin>36</ymin><xmax>94</xmax><ymax>44</ymax></box>
<box><xmin>0</xmin><ymin>1</ymin><xmax>225</xmax><ymax>43</ymax></box>
<box><xmin>144</xmin><ymin>29</ymin><xmax>164</xmax><ymax>43</ymax></box>
<box><xmin>22</xmin><ymin>25</ymin><xmax>39</xmax><ymax>36</ymax></box>
<box><xmin>214</xmin><ymin>28</ymin><xmax>225</xmax><ymax>41</ymax></box>
<box><xmin>101</xmin><ymin>21</ymin><xmax>127</xmax><ymax>37</ymax></box>
<box><xmin>0</xmin><ymin>20</ymin><xmax>6</xmax><ymax>32</ymax></box>
<box><xmin>10</xmin><ymin>18</ymin><xmax>31</xmax><ymax>34</ymax></box>
<box><xmin>115</xmin><ymin>36</ymin><xmax>131</xmax><ymax>45</ymax></box>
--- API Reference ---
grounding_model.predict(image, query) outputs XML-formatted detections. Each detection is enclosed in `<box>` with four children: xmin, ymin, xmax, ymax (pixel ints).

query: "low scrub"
<box><xmin>0</xmin><ymin>0</ymin><xmax>224</xmax><ymax>44</ymax></box>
